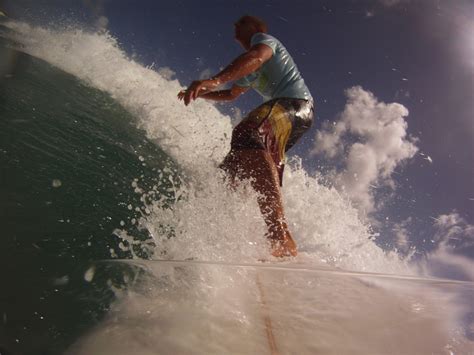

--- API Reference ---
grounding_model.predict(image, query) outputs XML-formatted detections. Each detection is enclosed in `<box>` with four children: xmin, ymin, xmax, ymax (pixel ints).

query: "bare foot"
<box><xmin>270</xmin><ymin>233</ymin><xmax>297</xmax><ymax>258</ymax></box>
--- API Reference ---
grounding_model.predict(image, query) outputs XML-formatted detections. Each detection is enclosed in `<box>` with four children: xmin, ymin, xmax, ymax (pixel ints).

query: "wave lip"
<box><xmin>1</xmin><ymin>19</ymin><xmax>232</xmax><ymax>172</ymax></box>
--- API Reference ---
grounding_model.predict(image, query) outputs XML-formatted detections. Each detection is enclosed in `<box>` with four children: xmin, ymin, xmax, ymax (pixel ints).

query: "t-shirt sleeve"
<box><xmin>250</xmin><ymin>33</ymin><xmax>277</xmax><ymax>54</ymax></box>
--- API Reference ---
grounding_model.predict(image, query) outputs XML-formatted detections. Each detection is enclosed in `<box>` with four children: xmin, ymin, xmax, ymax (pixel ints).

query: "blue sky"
<box><xmin>4</xmin><ymin>0</ymin><xmax>473</xmax><ymax>260</ymax></box>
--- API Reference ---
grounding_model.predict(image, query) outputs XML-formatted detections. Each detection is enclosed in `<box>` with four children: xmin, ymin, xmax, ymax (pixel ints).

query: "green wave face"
<box><xmin>0</xmin><ymin>39</ymin><xmax>179</xmax><ymax>354</ymax></box>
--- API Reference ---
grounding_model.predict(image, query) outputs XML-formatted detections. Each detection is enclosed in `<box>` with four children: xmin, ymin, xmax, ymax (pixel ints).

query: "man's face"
<box><xmin>234</xmin><ymin>19</ymin><xmax>254</xmax><ymax>49</ymax></box>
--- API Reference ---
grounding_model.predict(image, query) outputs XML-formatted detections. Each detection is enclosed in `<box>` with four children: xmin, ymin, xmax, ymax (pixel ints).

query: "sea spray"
<box><xmin>2</xmin><ymin>19</ymin><xmax>231</xmax><ymax>173</ymax></box>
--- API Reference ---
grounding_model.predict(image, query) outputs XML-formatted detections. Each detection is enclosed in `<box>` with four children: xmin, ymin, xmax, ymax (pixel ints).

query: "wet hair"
<box><xmin>236</xmin><ymin>15</ymin><xmax>268</xmax><ymax>33</ymax></box>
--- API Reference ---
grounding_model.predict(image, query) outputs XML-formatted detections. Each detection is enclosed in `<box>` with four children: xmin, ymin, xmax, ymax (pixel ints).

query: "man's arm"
<box><xmin>178</xmin><ymin>43</ymin><xmax>273</xmax><ymax>105</ymax></box>
<box><xmin>211</xmin><ymin>43</ymin><xmax>273</xmax><ymax>85</ymax></box>
<box><xmin>179</xmin><ymin>84</ymin><xmax>249</xmax><ymax>102</ymax></box>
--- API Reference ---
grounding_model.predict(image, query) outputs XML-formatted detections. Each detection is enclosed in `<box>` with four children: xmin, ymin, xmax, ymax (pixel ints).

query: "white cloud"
<box><xmin>312</xmin><ymin>86</ymin><xmax>418</xmax><ymax>214</ymax></box>
<box><xmin>421</xmin><ymin>244</ymin><xmax>474</xmax><ymax>281</ymax></box>
<box><xmin>432</xmin><ymin>211</ymin><xmax>474</xmax><ymax>250</ymax></box>
<box><xmin>417</xmin><ymin>212</ymin><xmax>474</xmax><ymax>281</ymax></box>
<box><xmin>312</xmin><ymin>121</ymin><xmax>346</xmax><ymax>158</ymax></box>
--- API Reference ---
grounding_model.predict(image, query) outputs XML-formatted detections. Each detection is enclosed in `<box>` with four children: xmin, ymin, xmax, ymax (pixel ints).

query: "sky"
<box><xmin>3</xmin><ymin>0</ymin><xmax>474</xmax><ymax>262</ymax></box>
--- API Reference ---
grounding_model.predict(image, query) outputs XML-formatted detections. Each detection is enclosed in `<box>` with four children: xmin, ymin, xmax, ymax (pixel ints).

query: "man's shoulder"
<box><xmin>252</xmin><ymin>32</ymin><xmax>278</xmax><ymax>43</ymax></box>
<box><xmin>251</xmin><ymin>33</ymin><xmax>280</xmax><ymax>54</ymax></box>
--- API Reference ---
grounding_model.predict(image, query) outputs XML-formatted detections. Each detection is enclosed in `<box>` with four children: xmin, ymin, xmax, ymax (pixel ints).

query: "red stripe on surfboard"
<box><xmin>256</xmin><ymin>273</ymin><xmax>280</xmax><ymax>355</ymax></box>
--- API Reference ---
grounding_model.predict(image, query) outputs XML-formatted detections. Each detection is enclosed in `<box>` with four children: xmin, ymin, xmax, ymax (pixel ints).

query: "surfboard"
<box><xmin>68</xmin><ymin>258</ymin><xmax>473</xmax><ymax>354</ymax></box>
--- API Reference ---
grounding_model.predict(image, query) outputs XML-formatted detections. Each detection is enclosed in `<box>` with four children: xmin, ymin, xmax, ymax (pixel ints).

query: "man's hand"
<box><xmin>177</xmin><ymin>78</ymin><xmax>220</xmax><ymax>106</ymax></box>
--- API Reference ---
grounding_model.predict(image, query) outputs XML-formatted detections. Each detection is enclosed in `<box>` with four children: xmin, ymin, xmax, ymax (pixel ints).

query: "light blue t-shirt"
<box><xmin>235</xmin><ymin>33</ymin><xmax>312</xmax><ymax>102</ymax></box>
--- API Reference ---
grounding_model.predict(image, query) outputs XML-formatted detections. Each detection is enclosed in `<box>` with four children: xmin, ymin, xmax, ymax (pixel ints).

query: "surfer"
<box><xmin>178</xmin><ymin>15</ymin><xmax>313</xmax><ymax>257</ymax></box>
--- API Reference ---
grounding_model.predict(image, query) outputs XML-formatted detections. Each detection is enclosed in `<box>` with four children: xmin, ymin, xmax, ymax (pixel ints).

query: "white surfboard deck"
<box><xmin>68</xmin><ymin>258</ymin><xmax>474</xmax><ymax>355</ymax></box>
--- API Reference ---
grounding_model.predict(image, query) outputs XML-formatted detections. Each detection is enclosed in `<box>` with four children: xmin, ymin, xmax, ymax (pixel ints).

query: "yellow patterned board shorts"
<box><xmin>230</xmin><ymin>98</ymin><xmax>314</xmax><ymax>186</ymax></box>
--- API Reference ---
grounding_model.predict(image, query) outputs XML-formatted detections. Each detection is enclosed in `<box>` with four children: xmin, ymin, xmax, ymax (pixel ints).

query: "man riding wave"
<box><xmin>178</xmin><ymin>15</ymin><xmax>314</xmax><ymax>257</ymax></box>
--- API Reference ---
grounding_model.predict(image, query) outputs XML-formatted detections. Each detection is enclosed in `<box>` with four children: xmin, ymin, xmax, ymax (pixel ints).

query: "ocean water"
<box><xmin>0</xmin><ymin>19</ymin><xmax>473</xmax><ymax>354</ymax></box>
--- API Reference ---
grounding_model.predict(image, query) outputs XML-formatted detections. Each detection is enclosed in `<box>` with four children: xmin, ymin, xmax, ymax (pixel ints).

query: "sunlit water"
<box><xmin>1</xmin><ymin>18</ymin><xmax>473</xmax><ymax>354</ymax></box>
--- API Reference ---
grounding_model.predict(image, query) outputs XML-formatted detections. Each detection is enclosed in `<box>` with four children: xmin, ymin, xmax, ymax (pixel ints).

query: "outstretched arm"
<box><xmin>178</xmin><ymin>84</ymin><xmax>249</xmax><ymax>102</ymax></box>
<box><xmin>178</xmin><ymin>43</ymin><xmax>273</xmax><ymax>105</ymax></box>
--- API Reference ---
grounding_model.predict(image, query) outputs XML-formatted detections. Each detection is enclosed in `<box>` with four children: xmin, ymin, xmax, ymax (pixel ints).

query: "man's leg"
<box><xmin>221</xmin><ymin>149</ymin><xmax>297</xmax><ymax>257</ymax></box>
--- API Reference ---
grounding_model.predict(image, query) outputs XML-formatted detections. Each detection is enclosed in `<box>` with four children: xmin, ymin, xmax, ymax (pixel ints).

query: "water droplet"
<box><xmin>52</xmin><ymin>179</ymin><xmax>62</xmax><ymax>188</ymax></box>
<box><xmin>84</xmin><ymin>266</ymin><xmax>95</xmax><ymax>282</ymax></box>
